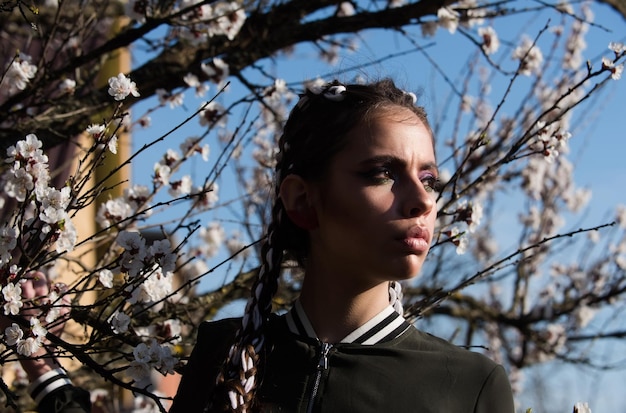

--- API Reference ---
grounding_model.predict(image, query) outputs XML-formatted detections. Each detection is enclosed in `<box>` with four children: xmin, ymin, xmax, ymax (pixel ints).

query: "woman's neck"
<box><xmin>298</xmin><ymin>271</ymin><xmax>390</xmax><ymax>344</ymax></box>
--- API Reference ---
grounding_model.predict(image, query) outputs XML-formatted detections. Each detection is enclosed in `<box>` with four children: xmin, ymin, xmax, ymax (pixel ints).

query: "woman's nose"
<box><xmin>403</xmin><ymin>179</ymin><xmax>435</xmax><ymax>218</ymax></box>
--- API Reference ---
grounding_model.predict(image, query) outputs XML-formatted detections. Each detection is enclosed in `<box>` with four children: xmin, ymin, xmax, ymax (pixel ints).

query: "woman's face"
<box><xmin>308</xmin><ymin>107</ymin><xmax>438</xmax><ymax>287</ymax></box>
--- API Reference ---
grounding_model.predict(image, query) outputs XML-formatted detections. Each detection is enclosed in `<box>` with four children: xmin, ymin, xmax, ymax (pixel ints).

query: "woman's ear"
<box><xmin>280</xmin><ymin>174</ymin><xmax>319</xmax><ymax>230</ymax></box>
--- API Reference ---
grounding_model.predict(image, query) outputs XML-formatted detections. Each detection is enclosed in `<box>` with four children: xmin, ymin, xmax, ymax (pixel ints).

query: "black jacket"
<box><xmin>170</xmin><ymin>305</ymin><xmax>515</xmax><ymax>413</ymax></box>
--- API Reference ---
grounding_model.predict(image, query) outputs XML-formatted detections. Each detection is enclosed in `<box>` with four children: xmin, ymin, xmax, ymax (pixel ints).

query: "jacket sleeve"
<box><xmin>38</xmin><ymin>386</ymin><xmax>92</xmax><ymax>413</ymax></box>
<box><xmin>474</xmin><ymin>364</ymin><xmax>515</xmax><ymax>413</ymax></box>
<box><xmin>169</xmin><ymin>318</ymin><xmax>239</xmax><ymax>413</ymax></box>
<box><xmin>28</xmin><ymin>368</ymin><xmax>91</xmax><ymax>413</ymax></box>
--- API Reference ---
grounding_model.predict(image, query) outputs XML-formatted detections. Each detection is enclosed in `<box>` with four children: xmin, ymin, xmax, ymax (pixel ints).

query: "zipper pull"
<box><xmin>317</xmin><ymin>342</ymin><xmax>332</xmax><ymax>370</ymax></box>
<box><xmin>307</xmin><ymin>342</ymin><xmax>333</xmax><ymax>413</ymax></box>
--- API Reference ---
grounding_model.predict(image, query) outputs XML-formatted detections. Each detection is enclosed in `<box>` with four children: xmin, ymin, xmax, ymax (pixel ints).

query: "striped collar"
<box><xmin>284</xmin><ymin>300</ymin><xmax>411</xmax><ymax>345</ymax></box>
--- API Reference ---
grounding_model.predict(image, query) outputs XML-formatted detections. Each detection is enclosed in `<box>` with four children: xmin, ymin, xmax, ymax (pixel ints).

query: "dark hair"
<box><xmin>213</xmin><ymin>78</ymin><xmax>432</xmax><ymax>412</ymax></box>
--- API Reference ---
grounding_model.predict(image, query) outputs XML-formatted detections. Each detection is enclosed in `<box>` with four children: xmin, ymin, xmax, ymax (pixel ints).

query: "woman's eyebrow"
<box><xmin>359</xmin><ymin>156</ymin><xmax>439</xmax><ymax>174</ymax></box>
<box><xmin>358</xmin><ymin>155</ymin><xmax>400</xmax><ymax>166</ymax></box>
<box><xmin>421</xmin><ymin>161</ymin><xmax>440</xmax><ymax>176</ymax></box>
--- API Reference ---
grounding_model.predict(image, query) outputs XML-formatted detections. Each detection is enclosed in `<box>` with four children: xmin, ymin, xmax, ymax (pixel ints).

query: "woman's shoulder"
<box><xmin>401</xmin><ymin>327</ymin><xmax>500</xmax><ymax>371</ymax></box>
<box><xmin>170</xmin><ymin>317</ymin><xmax>243</xmax><ymax>412</ymax></box>
<box><xmin>400</xmin><ymin>327</ymin><xmax>514</xmax><ymax>409</ymax></box>
<box><xmin>197</xmin><ymin>317</ymin><xmax>242</xmax><ymax>340</ymax></box>
<box><xmin>196</xmin><ymin>314</ymin><xmax>287</xmax><ymax>346</ymax></box>
<box><xmin>185</xmin><ymin>317</ymin><xmax>242</xmax><ymax>369</ymax></box>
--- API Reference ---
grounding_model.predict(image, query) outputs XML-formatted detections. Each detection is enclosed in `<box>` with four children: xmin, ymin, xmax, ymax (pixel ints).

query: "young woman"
<box><xmin>170</xmin><ymin>79</ymin><xmax>515</xmax><ymax>413</ymax></box>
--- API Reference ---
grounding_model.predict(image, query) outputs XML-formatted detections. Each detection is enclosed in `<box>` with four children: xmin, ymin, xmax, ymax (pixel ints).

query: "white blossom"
<box><xmin>16</xmin><ymin>336</ymin><xmax>41</xmax><ymax>356</ymax></box>
<box><xmin>107</xmin><ymin>73</ymin><xmax>140</xmax><ymax>101</ymax></box>
<box><xmin>609</xmin><ymin>41</ymin><xmax>625</xmax><ymax>54</ymax></box>
<box><xmin>461</xmin><ymin>95</ymin><xmax>474</xmax><ymax>113</ymax></box>
<box><xmin>563</xmin><ymin>187</ymin><xmax>591</xmax><ymax>213</ymax></box>
<box><xmin>157</xmin><ymin>319</ymin><xmax>182</xmax><ymax>342</ymax></box>
<box><xmin>574</xmin><ymin>305</ymin><xmax>596</xmax><ymax>328</ymax></box>
<box><xmin>601</xmin><ymin>56</ymin><xmax>623</xmax><ymax>80</ymax></box>
<box><xmin>132</xmin><ymin>394</ymin><xmax>161</xmax><ymax>413</ymax></box>
<box><xmin>3</xmin><ymin>282</ymin><xmax>23</xmax><ymax>315</ymax></box>
<box><xmin>127</xmin><ymin>360</ymin><xmax>151</xmax><ymax>382</ymax></box>
<box><xmin>38</xmin><ymin>186</ymin><xmax>71</xmax><ymax>224</ymax></box>
<box><xmin>128</xmin><ymin>265</ymin><xmax>173</xmax><ymax>304</ymax></box>
<box><xmin>156</xmin><ymin>88</ymin><xmax>184</xmax><ymax>108</ymax></box>
<box><xmin>155</xmin><ymin>344</ymin><xmax>177</xmax><ymax>374</ymax></box>
<box><xmin>199</xmin><ymin>101</ymin><xmax>227</xmax><ymax>128</ymax></box>
<box><xmin>156</xmin><ymin>253</ymin><xmax>177</xmax><ymax>275</ymax></box>
<box><xmin>3</xmin><ymin>54</ymin><xmax>37</xmax><ymax>96</ymax></box>
<box><xmin>124</xmin><ymin>185</ymin><xmax>151</xmax><ymax>208</ymax></box>
<box><xmin>30</xmin><ymin>317</ymin><xmax>48</xmax><ymax>338</ymax></box>
<box><xmin>181</xmin><ymin>137</ymin><xmax>210</xmax><ymax>161</ymax></box>
<box><xmin>455</xmin><ymin>234</ymin><xmax>468</xmax><ymax>255</ymax></box>
<box><xmin>573</xmin><ymin>402</ymin><xmax>592</xmax><ymax>413</ymax></box>
<box><xmin>521</xmin><ymin>157</ymin><xmax>548</xmax><ymax>200</ymax></box>
<box><xmin>153</xmin><ymin>163</ymin><xmax>171</xmax><ymax>185</ymax></box>
<box><xmin>86</xmin><ymin>124</ymin><xmax>106</xmax><ymax>140</ymax></box>
<box><xmin>201</xmin><ymin>58</ymin><xmax>229</xmax><ymax>84</ymax></box>
<box><xmin>456</xmin><ymin>200</ymin><xmax>483</xmax><ymax>233</ymax></box>
<box><xmin>9</xmin><ymin>133</ymin><xmax>44</xmax><ymax>160</ymax></box>
<box><xmin>447</xmin><ymin>227</ymin><xmax>468</xmax><ymax>255</ymax></box>
<box><xmin>4</xmin><ymin>323</ymin><xmax>24</xmax><ymax>346</ymax></box>
<box><xmin>562</xmin><ymin>19</ymin><xmax>588</xmax><ymax>70</ymax></box>
<box><xmin>200</xmin><ymin>222</ymin><xmax>225</xmax><ymax>258</ymax></box>
<box><xmin>133</xmin><ymin>342</ymin><xmax>152</xmax><ymax>363</ymax></box>
<box><xmin>198</xmin><ymin>143</ymin><xmax>210</xmax><ymax>161</ymax></box>
<box><xmin>207</xmin><ymin>2</ymin><xmax>246</xmax><ymax>41</ymax></box>
<box><xmin>193</xmin><ymin>182</ymin><xmax>219</xmax><ymax>210</ymax></box>
<box><xmin>90</xmin><ymin>389</ymin><xmax>109</xmax><ymax>406</ymax></box>
<box><xmin>108</xmin><ymin>135</ymin><xmax>118</xmax><ymax>154</ymax></box>
<box><xmin>110</xmin><ymin>311</ymin><xmax>131</xmax><ymax>334</ymax></box>
<box><xmin>148</xmin><ymin>239</ymin><xmax>171</xmax><ymax>258</ymax></box>
<box><xmin>478</xmin><ymin>26</ymin><xmax>499</xmax><ymax>55</ymax></box>
<box><xmin>337</xmin><ymin>2</ymin><xmax>355</xmax><ymax>17</ymax></box>
<box><xmin>127</xmin><ymin>338</ymin><xmax>178</xmax><ymax>382</ymax></box>
<box><xmin>117</xmin><ymin>232</ymin><xmax>148</xmax><ymax>277</ymax></box>
<box><xmin>97</xmin><ymin>198</ymin><xmax>134</xmax><ymax>228</ymax></box>
<box><xmin>545</xmin><ymin>323</ymin><xmax>566</xmax><ymax>349</ymax></box>
<box><xmin>253</xmin><ymin>136</ymin><xmax>278</xmax><ymax>169</ymax></box>
<box><xmin>53</xmin><ymin>217</ymin><xmax>77</xmax><ymax>253</ymax></box>
<box><xmin>0</xmin><ymin>225</ymin><xmax>18</xmax><ymax>265</ymax></box>
<box><xmin>161</xmin><ymin>149</ymin><xmax>181</xmax><ymax>167</ymax></box>
<box><xmin>437</xmin><ymin>7</ymin><xmax>459</xmax><ymax>34</ymax></box>
<box><xmin>512</xmin><ymin>36</ymin><xmax>544</xmax><ymax>76</ymax></box>
<box><xmin>44</xmin><ymin>291</ymin><xmax>62</xmax><ymax>324</ymax></box>
<box><xmin>4</xmin><ymin>167</ymin><xmax>35</xmax><ymax>202</ymax></box>
<box><xmin>460</xmin><ymin>0</ymin><xmax>486</xmax><ymax>27</ymax></box>
<box><xmin>99</xmin><ymin>269</ymin><xmax>114</xmax><ymax>288</ymax></box>
<box><xmin>168</xmin><ymin>175</ymin><xmax>193</xmax><ymax>197</ymax></box>
<box><xmin>226</xmin><ymin>232</ymin><xmax>249</xmax><ymax>259</ymax></box>
<box><xmin>184</xmin><ymin>72</ymin><xmax>209</xmax><ymax>97</ymax></box>
<box><xmin>138</xmin><ymin>116</ymin><xmax>151</xmax><ymax>128</ymax></box>
<box><xmin>117</xmin><ymin>231</ymin><xmax>147</xmax><ymax>254</ymax></box>
<box><xmin>58</xmin><ymin>78</ymin><xmax>76</xmax><ymax>94</ymax></box>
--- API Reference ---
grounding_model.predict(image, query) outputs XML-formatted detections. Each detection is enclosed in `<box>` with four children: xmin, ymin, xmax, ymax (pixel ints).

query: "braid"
<box><xmin>212</xmin><ymin>129</ymin><xmax>291</xmax><ymax>413</ymax></box>
<box><xmin>389</xmin><ymin>281</ymin><xmax>404</xmax><ymax>315</ymax></box>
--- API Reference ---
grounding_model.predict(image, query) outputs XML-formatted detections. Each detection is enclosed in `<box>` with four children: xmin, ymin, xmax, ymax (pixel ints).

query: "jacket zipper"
<box><xmin>306</xmin><ymin>342</ymin><xmax>332</xmax><ymax>413</ymax></box>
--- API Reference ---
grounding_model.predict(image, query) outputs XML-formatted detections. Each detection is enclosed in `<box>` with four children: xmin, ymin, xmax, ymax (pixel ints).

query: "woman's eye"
<box><xmin>421</xmin><ymin>175</ymin><xmax>442</xmax><ymax>193</ymax></box>
<box><xmin>362</xmin><ymin>167</ymin><xmax>395</xmax><ymax>183</ymax></box>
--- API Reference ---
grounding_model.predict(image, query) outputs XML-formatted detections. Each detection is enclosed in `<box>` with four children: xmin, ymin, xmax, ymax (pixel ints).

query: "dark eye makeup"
<box><xmin>359</xmin><ymin>162</ymin><xmax>441</xmax><ymax>193</ymax></box>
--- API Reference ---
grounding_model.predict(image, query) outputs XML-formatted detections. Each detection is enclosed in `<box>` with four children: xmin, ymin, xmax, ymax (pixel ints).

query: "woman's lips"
<box><xmin>398</xmin><ymin>226</ymin><xmax>431</xmax><ymax>253</ymax></box>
